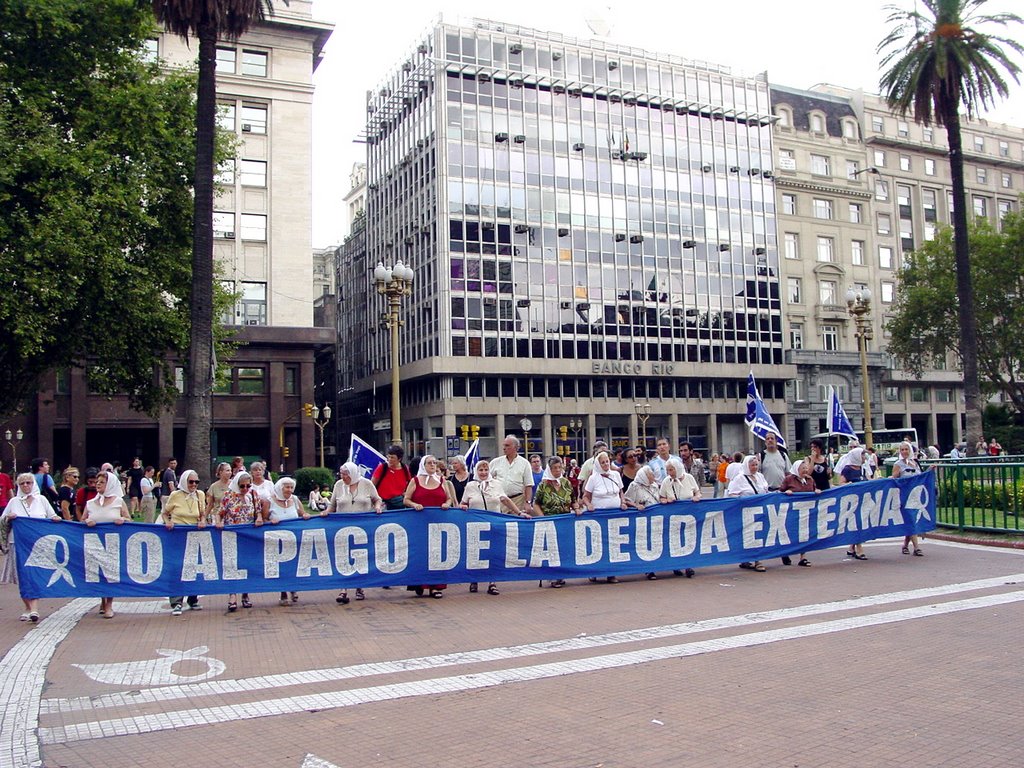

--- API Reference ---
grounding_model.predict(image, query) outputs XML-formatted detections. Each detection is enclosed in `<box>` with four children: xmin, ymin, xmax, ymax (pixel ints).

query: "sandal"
<box><xmin>913</xmin><ymin>549</ymin><xmax>924</xmax><ymax>556</ymax></box>
<box><xmin>336</xmin><ymin>592</ymin><xmax>349</xmax><ymax>605</ymax></box>
<box><xmin>279</xmin><ymin>591</ymin><xmax>290</xmax><ymax>606</ymax></box>
<box><xmin>550</xmin><ymin>579</ymin><xmax>565</xmax><ymax>588</ymax></box>
<box><xmin>853</xmin><ymin>553</ymin><xmax>868</xmax><ymax>560</ymax></box>
<box><xmin>469</xmin><ymin>582</ymin><xmax>478</xmax><ymax>593</ymax></box>
<box><xmin>781</xmin><ymin>556</ymin><xmax>792</xmax><ymax>566</ymax></box>
<box><xmin>902</xmin><ymin>546</ymin><xmax>910</xmax><ymax>554</ymax></box>
<box><xmin>753</xmin><ymin>564</ymin><xmax>767</xmax><ymax>573</ymax></box>
<box><xmin>846</xmin><ymin>550</ymin><xmax>857</xmax><ymax>557</ymax></box>
<box><xmin>798</xmin><ymin>558</ymin><xmax>811</xmax><ymax>567</ymax></box>
<box><xmin>606</xmin><ymin>576</ymin><xmax>619</xmax><ymax>584</ymax></box>
<box><xmin>227</xmin><ymin>601</ymin><xmax>238</xmax><ymax>613</ymax></box>
<box><xmin>588</xmin><ymin>577</ymin><xmax>599</xmax><ymax>583</ymax></box>
<box><xmin>739</xmin><ymin>562</ymin><xmax>753</xmax><ymax>570</ymax></box>
<box><xmin>241</xmin><ymin>595</ymin><xmax>252</xmax><ymax>609</ymax></box>
<box><xmin>19</xmin><ymin>613</ymin><xmax>30</xmax><ymax>622</ymax></box>
<box><xmin>355</xmin><ymin>588</ymin><xmax>365</xmax><ymax>600</ymax></box>
<box><xmin>646</xmin><ymin>572</ymin><xmax>658</xmax><ymax>580</ymax></box>
<box><xmin>101</xmin><ymin>611</ymin><xmax>112</xmax><ymax>620</ymax></box>
<box><xmin>487</xmin><ymin>584</ymin><xmax>500</xmax><ymax>595</ymax></box>
<box><xmin>429</xmin><ymin>589</ymin><xmax>444</xmax><ymax>599</ymax></box>
<box><xmin>290</xmin><ymin>592</ymin><xmax>299</xmax><ymax>603</ymax></box>
<box><xmin>685</xmin><ymin>568</ymin><xmax>695</xmax><ymax>578</ymax></box>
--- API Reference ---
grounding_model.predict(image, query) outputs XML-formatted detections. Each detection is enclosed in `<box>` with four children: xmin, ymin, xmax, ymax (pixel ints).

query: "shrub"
<box><xmin>293</xmin><ymin>466</ymin><xmax>335</xmax><ymax>498</ymax></box>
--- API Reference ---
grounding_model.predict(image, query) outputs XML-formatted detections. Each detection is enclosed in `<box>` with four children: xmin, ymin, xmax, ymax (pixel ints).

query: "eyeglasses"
<box><xmin>187</xmin><ymin>479</ymin><xmax>199</xmax><ymax>485</ymax></box>
<box><xmin>237</xmin><ymin>483</ymin><xmax>251</xmax><ymax>489</ymax></box>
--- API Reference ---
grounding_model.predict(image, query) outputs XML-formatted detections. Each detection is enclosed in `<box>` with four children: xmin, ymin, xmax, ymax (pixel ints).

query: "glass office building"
<box><xmin>340</xmin><ymin>18</ymin><xmax>794</xmax><ymax>458</ymax></box>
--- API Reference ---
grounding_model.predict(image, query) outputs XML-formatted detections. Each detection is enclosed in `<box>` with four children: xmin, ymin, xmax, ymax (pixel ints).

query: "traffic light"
<box><xmin>558</xmin><ymin>425</ymin><xmax>568</xmax><ymax>440</ymax></box>
<box><xmin>303</xmin><ymin>403</ymin><xmax>313</xmax><ymax>418</ymax></box>
<box><xmin>460</xmin><ymin>424</ymin><xmax>469</xmax><ymax>442</ymax></box>
<box><xmin>470</xmin><ymin>424</ymin><xmax>480</xmax><ymax>440</ymax></box>
<box><xmin>282</xmin><ymin>447</ymin><xmax>290</xmax><ymax>458</ymax></box>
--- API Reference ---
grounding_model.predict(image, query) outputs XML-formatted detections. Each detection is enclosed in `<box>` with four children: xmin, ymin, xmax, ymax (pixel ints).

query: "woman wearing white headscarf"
<box><xmin>836</xmin><ymin>447</ymin><xmax>869</xmax><ymax>560</ymax></box>
<box><xmin>659</xmin><ymin>458</ymin><xmax>702</xmax><ymax>504</ymax></box>
<box><xmin>265</xmin><ymin>476</ymin><xmax>319</xmax><ymax>606</ymax></box>
<box><xmin>777</xmin><ymin>458</ymin><xmax>818</xmax><ymax>567</ymax></box>
<box><xmin>727</xmin><ymin>455</ymin><xmax>770</xmax><ymax>572</ymax></box>
<box><xmin>216</xmin><ymin>471</ymin><xmax>263</xmax><ymax>611</ymax></box>
<box><xmin>327</xmin><ymin>462</ymin><xmax>382</xmax><ymax>605</ymax></box>
<box><xmin>82</xmin><ymin>471</ymin><xmax>132</xmax><ymax>617</ymax></box>
<box><xmin>625</xmin><ymin>465</ymin><xmax>661</xmax><ymax>510</ymax></box>
<box><xmin>582</xmin><ymin>451</ymin><xmax>626</xmax><ymax>585</ymax></box>
<box><xmin>162</xmin><ymin>469</ymin><xmax>207</xmax><ymax>615</ymax></box>
<box><xmin>404</xmin><ymin>456</ymin><xmax>456</xmax><ymax>599</ymax></box>
<box><xmin>460</xmin><ymin>459</ymin><xmax>531</xmax><ymax>596</ymax></box>
<box><xmin>1</xmin><ymin>473</ymin><xmax>61</xmax><ymax>622</ymax></box>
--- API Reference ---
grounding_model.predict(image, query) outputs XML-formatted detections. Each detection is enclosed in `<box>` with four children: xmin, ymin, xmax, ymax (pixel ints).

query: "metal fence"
<box><xmin>921</xmin><ymin>456</ymin><xmax>1024</xmax><ymax>533</ymax></box>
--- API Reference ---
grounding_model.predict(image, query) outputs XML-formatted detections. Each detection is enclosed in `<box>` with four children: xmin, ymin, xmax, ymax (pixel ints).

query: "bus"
<box><xmin>809</xmin><ymin>428</ymin><xmax>919</xmax><ymax>460</ymax></box>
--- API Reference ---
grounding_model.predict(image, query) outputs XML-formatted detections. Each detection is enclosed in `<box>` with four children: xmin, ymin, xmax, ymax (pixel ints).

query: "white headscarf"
<box><xmin>177</xmin><ymin>469</ymin><xmax>199</xmax><ymax>498</ymax></box>
<box><xmin>665</xmin><ymin>457</ymin><xmax>685</xmax><ymax>480</ymax></box>
<box><xmin>273</xmin><ymin>476</ymin><xmax>296</xmax><ymax>502</ymax></box>
<box><xmin>790</xmin><ymin>460</ymin><xmax>805</xmax><ymax>476</ymax></box>
<box><xmin>340</xmin><ymin>462</ymin><xmax>362</xmax><ymax>484</ymax></box>
<box><xmin>417</xmin><ymin>455</ymin><xmax>441</xmax><ymax>482</ymax></box>
<box><xmin>742</xmin><ymin>455</ymin><xmax>761</xmax><ymax>475</ymax></box>
<box><xmin>473</xmin><ymin>461</ymin><xmax>495</xmax><ymax>493</ymax></box>
<box><xmin>96</xmin><ymin>470</ymin><xmax>124</xmax><ymax>506</ymax></box>
<box><xmin>228</xmin><ymin>471</ymin><xmax>252</xmax><ymax>495</ymax></box>
<box><xmin>635</xmin><ymin>465</ymin><xmax>658</xmax><ymax>488</ymax></box>
<box><xmin>15</xmin><ymin>473</ymin><xmax>37</xmax><ymax>501</ymax></box>
<box><xmin>846</xmin><ymin>447</ymin><xmax>865</xmax><ymax>466</ymax></box>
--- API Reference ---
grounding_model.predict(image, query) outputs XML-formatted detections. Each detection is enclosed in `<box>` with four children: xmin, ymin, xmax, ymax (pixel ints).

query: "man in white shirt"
<box><xmin>489</xmin><ymin>435</ymin><xmax>535</xmax><ymax>513</ymax></box>
<box><xmin>647</xmin><ymin>438</ymin><xmax>679</xmax><ymax>482</ymax></box>
<box><xmin>758</xmin><ymin>433</ymin><xmax>789</xmax><ymax>490</ymax></box>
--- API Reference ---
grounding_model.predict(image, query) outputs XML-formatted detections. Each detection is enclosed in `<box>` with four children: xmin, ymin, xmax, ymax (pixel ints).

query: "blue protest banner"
<box><xmin>13</xmin><ymin>473</ymin><xmax>935</xmax><ymax>599</ymax></box>
<box><xmin>349</xmin><ymin>433</ymin><xmax>386</xmax><ymax>479</ymax></box>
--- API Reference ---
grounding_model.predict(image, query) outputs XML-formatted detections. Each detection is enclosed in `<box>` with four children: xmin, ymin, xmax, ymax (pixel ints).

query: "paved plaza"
<box><xmin>2</xmin><ymin>536</ymin><xmax>1023</xmax><ymax>768</ymax></box>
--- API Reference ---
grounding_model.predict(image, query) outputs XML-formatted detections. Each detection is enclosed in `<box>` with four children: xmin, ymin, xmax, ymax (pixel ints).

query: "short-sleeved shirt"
<box><xmin>75</xmin><ymin>487</ymin><xmax>98</xmax><ymax>521</ymax></box>
<box><xmin>0</xmin><ymin>473</ymin><xmax>13</xmax><ymax>512</ymax></box>
<box><xmin>160</xmin><ymin>467</ymin><xmax>177</xmax><ymax>497</ymax></box>
<box><xmin>57</xmin><ymin>485</ymin><xmax>76</xmax><ymax>519</ymax></box>
<box><xmin>488</xmin><ymin>454</ymin><xmax>534</xmax><ymax>498</ymax></box>
<box><xmin>584</xmin><ymin>471</ymin><xmax>623</xmax><ymax>509</ymax></box>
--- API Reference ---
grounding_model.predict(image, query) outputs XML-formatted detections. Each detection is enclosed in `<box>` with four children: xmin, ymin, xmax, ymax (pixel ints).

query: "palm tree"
<box><xmin>151</xmin><ymin>0</ymin><xmax>282</xmax><ymax>481</ymax></box>
<box><xmin>878</xmin><ymin>0</ymin><xmax>1022</xmax><ymax>455</ymax></box>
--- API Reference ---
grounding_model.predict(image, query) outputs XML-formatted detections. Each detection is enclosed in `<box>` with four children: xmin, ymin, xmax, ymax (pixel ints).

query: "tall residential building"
<box><xmin>340</xmin><ymin>17</ymin><xmax>794</xmax><ymax>459</ymax></box>
<box><xmin>8</xmin><ymin>3</ymin><xmax>334</xmax><ymax>471</ymax></box>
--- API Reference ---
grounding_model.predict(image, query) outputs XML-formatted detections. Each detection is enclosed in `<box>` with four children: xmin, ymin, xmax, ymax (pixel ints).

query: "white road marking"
<box><xmin>37</xmin><ymin>590</ymin><xmax>1024</xmax><ymax>745</ymax></box>
<box><xmin>41</xmin><ymin>572</ymin><xmax>1024</xmax><ymax>714</ymax></box>
<box><xmin>74</xmin><ymin>647</ymin><xmax>226</xmax><ymax>687</ymax></box>
<box><xmin>301</xmin><ymin>755</ymin><xmax>342</xmax><ymax>768</ymax></box>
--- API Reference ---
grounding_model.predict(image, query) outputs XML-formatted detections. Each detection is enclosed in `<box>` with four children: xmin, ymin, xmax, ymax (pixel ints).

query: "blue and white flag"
<box><xmin>464</xmin><ymin>438</ymin><xmax>481</xmax><ymax>474</ymax></box>
<box><xmin>745</xmin><ymin>372</ymin><xmax>787</xmax><ymax>448</ymax></box>
<box><xmin>348</xmin><ymin>433</ymin><xmax>385</xmax><ymax>479</ymax></box>
<box><xmin>827</xmin><ymin>386</ymin><xmax>858</xmax><ymax>439</ymax></box>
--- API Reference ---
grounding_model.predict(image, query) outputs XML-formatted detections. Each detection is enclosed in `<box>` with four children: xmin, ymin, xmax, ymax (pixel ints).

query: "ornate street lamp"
<box><xmin>634</xmin><ymin>402</ymin><xmax>652</xmax><ymax>449</ymax></box>
<box><xmin>846</xmin><ymin>287</ymin><xmax>874</xmax><ymax>450</ymax></box>
<box><xmin>568</xmin><ymin>418</ymin><xmax>584</xmax><ymax>463</ymax></box>
<box><xmin>374</xmin><ymin>261</ymin><xmax>415</xmax><ymax>447</ymax></box>
<box><xmin>4</xmin><ymin>429</ymin><xmax>23</xmax><ymax>474</ymax></box>
<box><xmin>309</xmin><ymin>404</ymin><xmax>332</xmax><ymax>468</ymax></box>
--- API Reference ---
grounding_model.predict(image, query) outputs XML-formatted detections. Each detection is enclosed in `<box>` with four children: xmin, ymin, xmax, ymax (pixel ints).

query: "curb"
<box><xmin>926</xmin><ymin>532</ymin><xmax>1024</xmax><ymax>550</ymax></box>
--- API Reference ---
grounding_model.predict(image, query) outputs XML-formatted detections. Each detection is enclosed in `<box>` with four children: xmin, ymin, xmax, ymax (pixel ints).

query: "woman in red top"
<box><xmin>403</xmin><ymin>455</ymin><xmax>457</xmax><ymax>599</ymax></box>
<box><xmin>371</xmin><ymin>445</ymin><xmax>413</xmax><ymax>510</ymax></box>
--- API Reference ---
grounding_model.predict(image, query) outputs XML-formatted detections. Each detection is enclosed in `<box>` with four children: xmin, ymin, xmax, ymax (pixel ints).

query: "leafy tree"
<box><xmin>0</xmin><ymin>0</ymin><xmax>197</xmax><ymax>419</ymax></box>
<box><xmin>878</xmin><ymin>0</ymin><xmax>1023</xmax><ymax>454</ymax></box>
<box><xmin>150</xmin><ymin>0</ymin><xmax>283</xmax><ymax>482</ymax></box>
<box><xmin>886</xmin><ymin>211</ymin><xmax>1024</xmax><ymax>412</ymax></box>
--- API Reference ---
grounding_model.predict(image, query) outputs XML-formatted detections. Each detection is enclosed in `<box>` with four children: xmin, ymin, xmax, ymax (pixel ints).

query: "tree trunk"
<box><xmin>183</xmin><ymin>22</ymin><xmax>217</xmax><ymax>484</ymax></box>
<box><xmin>944</xmin><ymin>109</ymin><xmax>983</xmax><ymax>456</ymax></box>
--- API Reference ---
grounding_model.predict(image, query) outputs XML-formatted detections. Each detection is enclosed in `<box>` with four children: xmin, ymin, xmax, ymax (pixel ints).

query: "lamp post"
<box><xmin>374</xmin><ymin>261</ymin><xmax>415</xmax><ymax>447</ymax></box>
<box><xmin>846</xmin><ymin>287</ymin><xmax>874</xmax><ymax>451</ymax></box>
<box><xmin>4</xmin><ymin>429</ymin><xmax>23</xmax><ymax>474</ymax></box>
<box><xmin>309</xmin><ymin>404</ymin><xmax>332</xmax><ymax>468</ymax></box>
<box><xmin>634</xmin><ymin>402</ymin><xmax>652</xmax><ymax>450</ymax></box>
<box><xmin>568</xmin><ymin>418</ymin><xmax>584</xmax><ymax>464</ymax></box>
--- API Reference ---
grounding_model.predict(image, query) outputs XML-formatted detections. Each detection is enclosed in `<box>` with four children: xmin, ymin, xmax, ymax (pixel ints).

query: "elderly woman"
<box><xmin>727</xmin><ymin>455</ymin><xmax>770</xmax><ymax>572</ymax></box>
<box><xmin>327</xmin><ymin>462</ymin><xmax>382</xmax><ymax>604</ymax></box>
<box><xmin>265</xmin><ymin>476</ymin><xmax>319</xmax><ymax>606</ymax></box>
<box><xmin>448</xmin><ymin>455</ymin><xmax>472</xmax><ymax>504</ymax></box>
<box><xmin>891</xmin><ymin>441</ymin><xmax>926</xmax><ymax>557</ymax></box>
<box><xmin>1</xmin><ymin>473</ymin><xmax>62</xmax><ymax>622</ymax></box>
<box><xmin>216</xmin><ymin>471</ymin><xmax>263</xmax><ymax>611</ymax></box>
<box><xmin>532</xmin><ymin>456</ymin><xmax>578</xmax><ymax>588</ymax></box>
<box><xmin>659</xmin><ymin>458</ymin><xmax>702</xmax><ymax>504</ymax></box>
<box><xmin>404</xmin><ymin>456</ymin><xmax>457</xmax><ymax>599</ymax></box>
<box><xmin>460</xmin><ymin>459</ymin><xmax>530</xmax><ymax>596</ymax></box>
<box><xmin>163</xmin><ymin>469</ymin><xmax>207</xmax><ymax>616</ymax></box>
<box><xmin>778</xmin><ymin>458</ymin><xmax>819</xmax><ymax>567</ymax></box>
<box><xmin>82</xmin><ymin>470</ymin><xmax>132</xmax><ymax>618</ymax></box>
<box><xmin>205</xmin><ymin>462</ymin><xmax>232</xmax><ymax>524</ymax></box>
<box><xmin>248</xmin><ymin>461</ymin><xmax>274</xmax><ymax>504</ymax></box>
<box><xmin>836</xmin><ymin>447</ymin><xmax>869</xmax><ymax>561</ymax></box>
<box><xmin>627</xmin><ymin>466</ymin><xmax>684</xmax><ymax>581</ymax></box>
<box><xmin>582</xmin><ymin>451</ymin><xmax>626</xmax><ymax>585</ymax></box>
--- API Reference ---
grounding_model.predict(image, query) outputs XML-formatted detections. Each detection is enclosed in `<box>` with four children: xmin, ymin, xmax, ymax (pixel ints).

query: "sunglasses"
<box><xmin>187</xmin><ymin>479</ymin><xmax>199</xmax><ymax>485</ymax></box>
<box><xmin>237</xmin><ymin>483</ymin><xmax>251</xmax><ymax>489</ymax></box>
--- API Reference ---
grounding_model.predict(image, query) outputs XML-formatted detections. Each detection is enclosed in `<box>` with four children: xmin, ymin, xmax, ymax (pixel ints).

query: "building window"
<box><xmin>240</xmin><ymin>282</ymin><xmax>267</xmax><ymax>325</ymax></box>
<box><xmin>910</xmin><ymin>387</ymin><xmax>927</xmax><ymax>403</ymax></box>
<box><xmin>790</xmin><ymin>323</ymin><xmax>803</xmax><ymax>349</ymax></box>
<box><xmin>977</xmin><ymin>167</ymin><xmax>988</xmax><ymax>184</ymax></box>
<box><xmin>999</xmin><ymin>199</ymin><xmax>1012</xmax><ymax>224</ymax></box>
<box><xmin>794</xmin><ymin>378</ymin><xmax>806</xmax><ymax>402</ymax></box>
<box><xmin>810</xmin><ymin>113</ymin><xmax>825</xmax><ymax>133</ymax></box>
<box><xmin>215</xmin><ymin>159</ymin><xmax>235</xmax><ymax>185</ymax></box>
<box><xmin>782</xmin><ymin>193</ymin><xmax>797</xmax><ymax>215</ymax></box>
<box><xmin>936</xmin><ymin>388</ymin><xmax>953</xmax><ymax>403</ymax></box>
<box><xmin>810</xmin><ymin>154</ymin><xmax>830</xmax><ymax>176</ymax></box>
<box><xmin>885</xmin><ymin>386</ymin><xmax>901</xmax><ymax>401</ymax></box>
<box><xmin>216</xmin><ymin>47</ymin><xmax>236</xmax><ymax>73</ymax></box>
<box><xmin>847</xmin><ymin>160</ymin><xmax>861</xmax><ymax>179</ymax></box>
<box><xmin>924</xmin><ymin>158</ymin><xmax>936</xmax><ymax>176</ymax></box>
<box><xmin>284</xmin><ymin>366</ymin><xmax>298</xmax><ymax>395</ymax></box>
<box><xmin>141</xmin><ymin>38</ymin><xmax>159</xmax><ymax>64</ymax></box>
<box><xmin>822</xmin><ymin>324</ymin><xmax>840</xmax><ymax>351</ymax></box>
<box><xmin>217</xmin><ymin>103</ymin><xmax>236</xmax><ymax>131</ymax></box>
<box><xmin>778</xmin><ymin>148</ymin><xmax>796</xmax><ymax>170</ymax></box>
<box><xmin>240</xmin><ymin>104</ymin><xmax>267</xmax><ymax>134</ymax></box>
<box><xmin>874</xmin><ymin>149</ymin><xmax>886</xmax><ymax>167</ymax></box>
<box><xmin>237</xmin><ymin>367</ymin><xmax>266</xmax><ymax>394</ymax></box>
<box><xmin>877</xmin><ymin>213</ymin><xmax>892</xmax><ymax>235</ymax></box>
<box><xmin>776</xmin><ymin>108</ymin><xmax>791</xmax><ymax>128</ymax></box>
<box><xmin>900</xmin><ymin>155</ymin><xmax>911</xmax><ymax>172</ymax></box>
<box><xmin>872</xmin><ymin>116</ymin><xmax>884</xmax><ymax>132</ymax></box>
<box><xmin>816</xmin><ymin>236</ymin><xmax>835</xmax><ymax>262</ymax></box>
<box><xmin>974</xmin><ymin>135</ymin><xmax>984</xmax><ymax>152</ymax></box>
<box><xmin>973</xmin><ymin>196</ymin><xmax>988</xmax><ymax>218</ymax></box>
<box><xmin>879</xmin><ymin>245</ymin><xmax>894</xmax><ymax>269</ymax></box>
<box><xmin>241</xmin><ymin>50</ymin><xmax>268</xmax><ymax>77</ymax></box>
<box><xmin>819</xmin><ymin>280</ymin><xmax>837</xmax><ymax>306</ymax></box>
<box><xmin>881</xmin><ymin>281</ymin><xmax>895</xmax><ymax>303</ymax></box>
<box><xmin>784</xmin><ymin>232</ymin><xmax>799</xmax><ymax>260</ymax></box>
<box><xmin>923</xmin><ymin>126</ymin><xmax>934</xmax><ymax>143</ymax></box>
<box><xmin>897</xmin><ymin>121</ymin><xmax>909</xmax><ymax>137</ymax></box>
<box><xmin>999</xmin><ymin>140</ymin><xmax>1010</xmax><ymax>157</ymax></box>
<box><xmin>1002</xmin><ymin>172</ymin><xmax>1013</xmax><ymax>189</ymax></box>
<box><xmin>787</xmin><ymin>277</ymin><xmax>802</xmax><ymax>303</ymax></box>
<box><xmin>812</xmin><ymin>198</ymin><xmax>832</xmax><ymax>219</ymax></box>
<box><xmin>849</xmin><ymin>202</ymin><xmax>863</xmax><ymax>223</ymax></box>
<box><xmin>240</xmin><ymin>159</ymin><xmax>267</xmax><ymax>187</ymax></box>
<box><xmin>842</xmin><ymin>120</ymin><xmax>857</xmax><ymax>140</ymax></box>
<box><xmin>922</xmin><ymin>188</ymin><xmax>938</xmax><ymax>221</ymax></box>
<box><xmin>213</xmin><ymin>211</ymin><xmax>235</xmax><ymax>238</ymax></box>
<box><xmin>240</xmin><ymin>213</ymin><xmax>267</xmax><ymax>241</ymax></box>
<box><xmin>851</xmin><ymin>240</ymin><xmax>865</xmax><ymax>265</ymax></box>
<box><xmin>875</xmin><ymin>178</ymin><xmax>890</xmax><ymax>201</ymax></box>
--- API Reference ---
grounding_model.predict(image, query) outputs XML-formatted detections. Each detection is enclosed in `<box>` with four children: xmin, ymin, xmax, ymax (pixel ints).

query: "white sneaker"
<box><xmin>171</xmin><ymin>605</ymin><xmax>182</xmax><ymax>616</ymax></box>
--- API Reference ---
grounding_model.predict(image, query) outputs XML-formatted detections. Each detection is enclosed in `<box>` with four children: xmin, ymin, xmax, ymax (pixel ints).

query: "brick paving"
<box><xmin>2</xmin><ymin>536</ymin><xmax>1023</xmax><ymax>768</ymax></box>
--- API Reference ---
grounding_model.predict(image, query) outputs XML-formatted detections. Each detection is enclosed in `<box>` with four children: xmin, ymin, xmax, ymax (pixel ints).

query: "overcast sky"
<box><xmin>309</xmin><ymin>0</ymin><xmax>1024</xmax><ymax>247</ymax></box>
